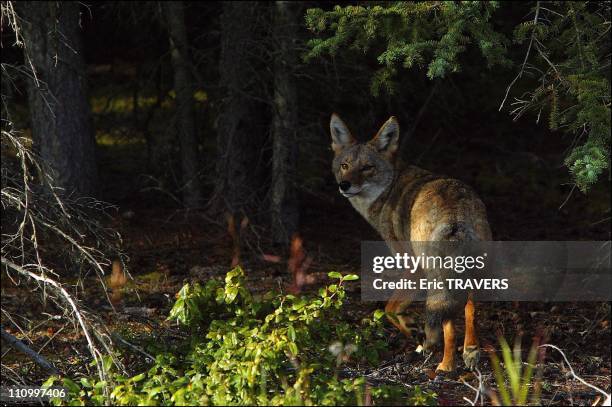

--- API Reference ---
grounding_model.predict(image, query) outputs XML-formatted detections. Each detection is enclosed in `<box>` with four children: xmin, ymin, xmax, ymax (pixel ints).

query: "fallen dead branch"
<box><xmin>461</xmin><ymin>367</ymin><xmax>485</xmax><ymax>406</ymax></box>
<box><xmin>1</xmin><ymin>324</ymin><xmax>60</xmax><ymax>375</ymax></box>
<box><xmin>1</xmin><ymin>258</ymin><xmax>104</xmax><ymax>381</ymax></box>
<box><xmin>111</xmin><ymin>333</ymin><xmax>155</xmax><ymax>363</ymax></box>
<box><xmin>539</xmin><ymin>344</ymin><xmax>611</xmax><ymax>406</ymax></box>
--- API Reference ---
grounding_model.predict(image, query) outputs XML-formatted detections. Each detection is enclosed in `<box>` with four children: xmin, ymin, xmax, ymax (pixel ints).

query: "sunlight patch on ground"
<box><xmin>96</xmin><ymin>130</ymin><xmax>146</xmax><ymax>146</ymax></box>
<box><xmin>90</xmin><ymin>89</ymin><xmax>208</xmax><ymax>115</ymax></box>
<box><xmin>91</xmin><ymin>95</ymin><xmax>158</xmax><ymax>114</ymax></box>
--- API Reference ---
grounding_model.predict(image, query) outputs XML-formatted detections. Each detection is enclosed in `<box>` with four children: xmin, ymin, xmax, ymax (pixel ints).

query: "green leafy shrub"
<box><xmin>44</xmin><ymin>267</ymin><xmax>422</xmax><ymax>406</ymax></box>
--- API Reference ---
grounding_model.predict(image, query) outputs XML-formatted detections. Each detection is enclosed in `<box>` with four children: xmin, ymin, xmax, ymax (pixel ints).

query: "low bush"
<box><xmin>45</xmin><ymin>267</ymin><xmax>431</xmax><ymax>405</ymax></box>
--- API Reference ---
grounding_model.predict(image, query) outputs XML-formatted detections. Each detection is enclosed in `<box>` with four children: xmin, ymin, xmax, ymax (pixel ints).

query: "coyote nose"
<box><xmin>339</xmin><ymin>181</ymin><xmax>351</xmax><ymax>191</ymax></box>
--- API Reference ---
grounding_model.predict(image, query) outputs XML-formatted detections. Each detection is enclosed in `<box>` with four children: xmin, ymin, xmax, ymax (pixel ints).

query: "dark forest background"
<box><xmin>1</xmin><ymin>2</ymin><xmax>610</xmax><ymax>406</ymax></box>
<box><xmin>3</xmin><ymin>1</ymin><xmax>610</xmax><ymax>243</ymax></box>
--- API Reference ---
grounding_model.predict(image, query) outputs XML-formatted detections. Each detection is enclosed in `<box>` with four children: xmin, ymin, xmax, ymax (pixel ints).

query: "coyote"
<box><xmin>329</xmin><ymin>113</ymin><xmax>491</xmax><ymax>372</ymax></box>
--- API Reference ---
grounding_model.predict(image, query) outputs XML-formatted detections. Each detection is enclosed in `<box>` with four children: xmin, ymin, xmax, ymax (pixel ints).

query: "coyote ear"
<box><xmin>330</xmin><ymin>113</ymin><xmax>355</xmax><ymax>154</ymax></box>
<box><xmin>370</xmin><ymin>116</ymin><xmax>399</xmax><ymax>156</ymax></box>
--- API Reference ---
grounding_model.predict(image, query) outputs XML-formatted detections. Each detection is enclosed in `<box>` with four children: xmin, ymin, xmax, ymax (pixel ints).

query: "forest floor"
<box><xmin>2</xmin><ymin>188</ymin><xmax>611</xmax><ymax>405</ymax></box>
<box><xmin>2</xmin><ymin>88</ymin><xmax>611</xmax><ymax>405</ymax></box>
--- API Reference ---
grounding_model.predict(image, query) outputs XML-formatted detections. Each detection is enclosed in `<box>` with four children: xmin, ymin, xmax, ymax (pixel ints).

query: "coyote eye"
<box><xmin>341</xmin><ymin>163</ymin><xmax>349</xmax><ymax>170</ymax></box>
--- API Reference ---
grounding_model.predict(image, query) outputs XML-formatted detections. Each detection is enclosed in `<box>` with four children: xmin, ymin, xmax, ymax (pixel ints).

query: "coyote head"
<box><xmin>329</xmin><ymin>114</ymin><xmax>399</xmax><ymax>199</ymax></box>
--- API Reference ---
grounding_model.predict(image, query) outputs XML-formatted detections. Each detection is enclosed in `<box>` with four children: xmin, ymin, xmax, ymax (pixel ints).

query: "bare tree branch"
<box><xmin>1</xmin><ymin>324</ymin><xmax>60</xmax><ymax>375</ymax></box>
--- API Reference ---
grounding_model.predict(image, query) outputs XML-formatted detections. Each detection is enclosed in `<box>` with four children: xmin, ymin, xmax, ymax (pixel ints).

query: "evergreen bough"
<box><xmin>306</xmin><ymin>1</ymin><xmax>610</xmax><ymax>192</ymax></box>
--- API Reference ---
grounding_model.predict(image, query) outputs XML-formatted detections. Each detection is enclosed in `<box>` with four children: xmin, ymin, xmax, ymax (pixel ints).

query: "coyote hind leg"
<box><xmin>462</xmin><ymin>298</ymin><xmax>480</xmax><ymax>370</ymax></box>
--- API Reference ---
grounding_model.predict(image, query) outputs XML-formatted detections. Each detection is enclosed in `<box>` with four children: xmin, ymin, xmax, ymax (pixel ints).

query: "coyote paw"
<box><xmin>422</xmin><ymin>337</ymin><xmax>440</xmax><ymax>354</ymax></box>
<box><xmin>435</xmin><ymin>361</ymin><xmax>455</xmax><ymax>373</ymax></box>
<box><xmin>415</xmin><ymin>344</ymin><xmax>432</xmax><ymax>358</ymax></box>
<box><xmin>462</xmin><ymin>346</ymin><xmax>480</xmax><ymax>370</ymax></box>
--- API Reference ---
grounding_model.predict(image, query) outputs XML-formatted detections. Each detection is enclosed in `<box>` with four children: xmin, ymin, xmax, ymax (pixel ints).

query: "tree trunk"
<box><xmin>163</xmin><ymin>1</ymin><xmax>203</xmax><ymax>208</ymax></box>
<box><xmin>213</xmin><ymin>2</ymin><xmax>266</xmax><ymax>215</ymax></box>
<box><xmin>271</xmin><ymin>1</ymin><xmax>300</xmax><ymax>244</ymax></box>
<box><xmin>19</xmin><ymin>1</ymin><xmax>98</xmax><ymax>197</ymax></box>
